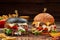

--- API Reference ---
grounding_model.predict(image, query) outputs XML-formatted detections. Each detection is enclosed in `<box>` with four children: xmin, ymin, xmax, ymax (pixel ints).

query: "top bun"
<box><xmin>34</xmin><ymin>13</ymin><xmax>54</xmax><ymax>24</ymax></box>
<box><xmin>6</xmin><ymin>18</ymin><xmax>28</xmax><ymax>23</ymax></box>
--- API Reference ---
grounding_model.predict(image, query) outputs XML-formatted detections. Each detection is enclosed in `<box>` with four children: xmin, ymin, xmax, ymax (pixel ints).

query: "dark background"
<box><xmin>0</xmin><ymin>0</ymin><xmax>60</xmax><ymax>22</ymax></box>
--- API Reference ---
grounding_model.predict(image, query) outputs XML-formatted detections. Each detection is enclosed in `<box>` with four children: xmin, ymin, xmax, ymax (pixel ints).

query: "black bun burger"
<box><xmin>4</xmin><ymin>17</ymin><xmax>28</xmax><ymax>36</ymax></box>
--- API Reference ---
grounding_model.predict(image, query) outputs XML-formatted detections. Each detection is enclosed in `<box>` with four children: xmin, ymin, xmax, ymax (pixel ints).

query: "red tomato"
<box><xmin>44</xmin><ymin>28</ymin><xmax>48</xmax><ymax>31</ymax></box>
<box><xmin>12</xmin><ymin>25</ymin><xmax>18</xmax><ymax>30</ymax></box>
<box><xmin>36</xmin><ymin>27</ymin><xmax>43</xmax><ymax>31</ymax></box>
<box><xmin>0</xmin><ymin>21</ymin><xmax>5</xmax><ymax>28</ymax></box>
<box><xmin>24</xmin><ymin>26</ymin><xmax>28</xmax><ymax>31</ymax></box>
<box><xmin>54</xmin><ymin>25</ymin><xmax>56</xmax><ymax>29</ymax></box>
<box><xmin>54</xmin><ymin>25</ymin><xmax>56</xmax><ymax>30</ymax></box>
<box><xmin>43</xmin><ymin>28</ymin><xmax>48</xmax><ymax>33</ymax></box>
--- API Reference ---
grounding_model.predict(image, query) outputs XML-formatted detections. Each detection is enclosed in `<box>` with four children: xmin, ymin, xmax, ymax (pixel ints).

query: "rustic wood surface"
<box><xmin>15</xmin><ymin>34</ymin><xmax>52</xmax><ymax>40</ymax></box>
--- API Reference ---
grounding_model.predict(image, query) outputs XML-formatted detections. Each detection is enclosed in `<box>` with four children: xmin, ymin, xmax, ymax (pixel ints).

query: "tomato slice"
<box><xmin>12</xmin><ymin>25</ymin><xmax>18</xmax><ymax>30</ymax></box>
<box><xmin>24</xmin><ymin>26</ymin><xmax>28</xmax><ymax>31</ymax></box>
<box><xmin>0</xmin><ymin>21</ymin><xmax>5</xmax><ymax>28</ymax></box>
<box><xmin>44</xmin><ymin>28</ymin><xmax>48</xmax><ymax>31</ymax></box>
<box><xmin>54</xmin><ymin>25</ymin><xmax>56</xmax><ymax>29</ymax></box>
<box><xmin>36</xmin><ymin>27</ymin><xmax>43</xmax><ymax>31</ymax></box>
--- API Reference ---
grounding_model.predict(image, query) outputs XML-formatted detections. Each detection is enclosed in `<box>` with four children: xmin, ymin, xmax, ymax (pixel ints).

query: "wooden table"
<box><xmin>16</xmin><ymin>34</ymin><xmax>52</xmax><ymax>40</ymax></box>
<box><xmin>0</xmin><ymin>33</ymin><xmax>60</xmax><ymax>40</ymax></box>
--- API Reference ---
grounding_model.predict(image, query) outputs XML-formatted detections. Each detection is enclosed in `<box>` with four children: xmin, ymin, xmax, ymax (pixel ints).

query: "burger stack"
<box><xmin>32</xmin><ymin>13</ymin><xmax>56</xmax><ymax>35</ymax></box>
<box><xmin>31</xmin><ymin>8</ymin><xmax>57</xmax><ymax>35</ymax></box>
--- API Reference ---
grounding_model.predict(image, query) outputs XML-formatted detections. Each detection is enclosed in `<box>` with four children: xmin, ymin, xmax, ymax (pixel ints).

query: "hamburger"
<box><xmin>31</xmin><ymin>8</ymin><xmax>57</xmax><ymax>35</ymax></box>
<box><xmin>4</xmin><ymin>18</ymin><xmax>28</xmax><ymax>36</ymax></box>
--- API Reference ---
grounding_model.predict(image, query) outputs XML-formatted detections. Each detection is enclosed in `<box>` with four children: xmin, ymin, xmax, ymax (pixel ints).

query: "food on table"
<box><xmin>0</xmin><ymin>15</ymin><xmax>8</xmax><ymax>28</ymax></box>
<box><xmin>49</xmin><ymin>32</ymin><xmax>60</xmax><ymax>37</ymax></box>
<box><xmin>0</xmin><ymin>33</ymin><xmax>7</xmax><ymax>38</ymax></box>
<box><xmin>0</xmin><ymin>10</ymin><xmax>18</xmax><ymax>28</ymax></box>
<box><xmin>0</xmin><ymin>20</ymin><xmax>5</xmax><ymax>28</ymax></box>
<box><xmin>4</xmin><ymin>28</ymin><xmax>12</xmax><ymax>35</ymax></box>
<box><xmin>34</xmin><ymin>13</ymin><xmax>54</xmax><ymax>24</ymax></box>
<box><xmin>4</xmin><ymin>18</ymin><xmax>28</xmax><ymax>36</ymax></box>
<box><xmin>31</xmin><ymin>8</ymin><xmax>57</xmax><ymax>35</ymax></box>
<box><xmin>0</xmin><ymin>33</ymin><xmax>16</xmax><ymax>40</ymax></box>
<box><xmin>4</xmin><ymin>37</ymin><xmax>16</xmax><ymax>40</ymax></box>
<box><xmin>50</xmin><ymin>32</ymin><xmax>60</xmax><ymax>40</ymax></box>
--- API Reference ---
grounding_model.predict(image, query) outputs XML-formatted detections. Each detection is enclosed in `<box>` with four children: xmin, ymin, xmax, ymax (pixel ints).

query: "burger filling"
<box><xmin>32</xmin><ymin>22</ymin><xmax>56</xmax><ymax>35</ymax></box>
<box><xmin>4</xmin><ymin>23</ymin><xmax>28</xmax><ymax>35</ymax></box>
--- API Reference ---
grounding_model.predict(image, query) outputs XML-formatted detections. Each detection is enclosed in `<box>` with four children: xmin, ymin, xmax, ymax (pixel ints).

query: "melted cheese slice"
<box><xmin>18</xmin><ymin>23</ymin><xmax>27</xmax><ymax>25</ymax></box>
<box><xmin>47</xmin><ymin>26</ymin><xmax>51</xmax><ymax>31</ymax></box>
<box><xmin>42</xmin><ymin>25</ymin><xmax>47</xmax><ymax>29</ymax></box>
<box><xmin>8</xmin><ymin>23</ymin><xmax>15</xmax><ymax>27</ymax></box>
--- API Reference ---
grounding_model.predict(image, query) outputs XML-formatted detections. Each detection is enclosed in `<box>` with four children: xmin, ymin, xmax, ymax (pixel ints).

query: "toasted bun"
<box><xmin>34</xmin><ymin>13</ymin><xmax>54</xmax><ymax>24</ymax></box>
